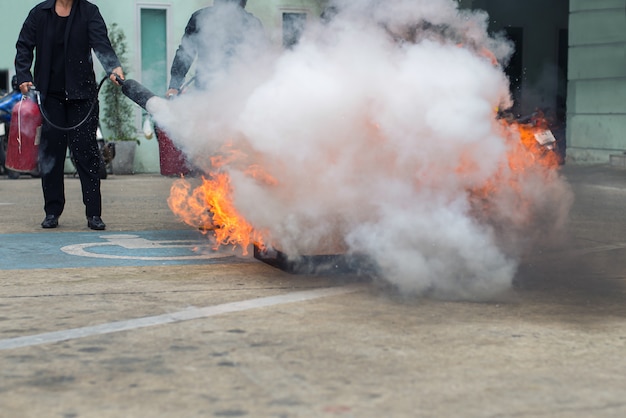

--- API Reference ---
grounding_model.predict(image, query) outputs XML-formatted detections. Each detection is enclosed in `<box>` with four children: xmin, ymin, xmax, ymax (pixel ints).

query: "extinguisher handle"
<box><xmin>24</xmin><ymin>86</ymin><xmax>39</xmax><ymax>102</ymax></box>
<box><xmin>113</xmin><ymin>73</ymin><xmax>125</xmax><ymax>86</ymax></box>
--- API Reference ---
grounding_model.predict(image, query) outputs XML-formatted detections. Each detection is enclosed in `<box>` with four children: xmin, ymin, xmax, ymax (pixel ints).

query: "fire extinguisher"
<box><xmin>5</xmin><ymin>76</ymin><xmax>108</xmax><ymax>177</ymax></box>
<box><xmin>5</xmin><ymin>91</ymin><xmax>41</xmax><ymax>174</ymax></box>
<box><xmin>3</xmin><ymin>75</ymin><xmax>162</xmax><ymax>177</ymax></box>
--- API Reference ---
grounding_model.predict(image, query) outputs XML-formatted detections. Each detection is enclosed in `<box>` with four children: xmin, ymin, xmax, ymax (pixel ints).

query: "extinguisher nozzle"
<box><xmin>121</xmin><ymin>79</ymin><xmax>157</xmax><ymax>111</ymax></box>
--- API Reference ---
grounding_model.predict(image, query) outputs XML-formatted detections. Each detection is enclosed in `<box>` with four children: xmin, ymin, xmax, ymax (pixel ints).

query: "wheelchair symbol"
<box><xmin>60</xmin><ymin>234</ymin><xmax>233</xmax><ymax>261</ymax></box>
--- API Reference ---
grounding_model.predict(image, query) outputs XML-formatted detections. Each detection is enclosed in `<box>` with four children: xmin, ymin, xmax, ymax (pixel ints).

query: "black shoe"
<box><xmin>87</xmin><ymin>216</ymin><xmax>106</xmax><ymax>230</ymax></box>
<box><xmin>41</xmin><ymin>215</ymin><xmax>59</xmax><ymax>229</ymax></box>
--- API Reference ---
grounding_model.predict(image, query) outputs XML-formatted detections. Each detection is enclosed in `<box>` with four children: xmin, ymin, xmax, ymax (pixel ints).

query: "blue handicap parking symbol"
<box><xmin>0</xmin><ymin>230</ymin><xmax>250</xmax><ymax>270</ymax></box>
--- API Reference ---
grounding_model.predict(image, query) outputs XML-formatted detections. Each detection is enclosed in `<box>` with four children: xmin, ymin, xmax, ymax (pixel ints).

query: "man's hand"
<box><xmin>110</xmin><ymin>67</ymin><xmax>125</xmax><ymax>85</ymax></box>
<box><xmin>165</xmin><ymin>88</ymin><xmax>179</xmax><ymax>99</ymax></box>
<box><xmin>19</xmin><ymin>82</ymin><xmax>33</xmax><ymax>95</ymax></box>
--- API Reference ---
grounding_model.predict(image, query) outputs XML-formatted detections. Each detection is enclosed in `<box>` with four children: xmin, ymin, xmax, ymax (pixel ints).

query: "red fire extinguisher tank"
<box><xmin>156</xmin><ymin>126</ymin><xmax>190</xmax><ymax>176</ymax></box>
<box><xmin>5</xmin><ymin>95</ymin><xmax>41</xmax><ymax>173</ymax></box>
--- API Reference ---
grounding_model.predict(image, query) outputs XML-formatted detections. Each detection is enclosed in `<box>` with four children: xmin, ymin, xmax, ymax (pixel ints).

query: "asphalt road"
<box><xmin>1</xmin><ymin>166</ymin><xmax>626</xmax><ymax>418</ymax></box>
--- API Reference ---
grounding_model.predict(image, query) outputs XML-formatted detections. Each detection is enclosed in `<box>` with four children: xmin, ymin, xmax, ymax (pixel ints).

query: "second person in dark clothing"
<box><xmin>15</xmin><ymin>0</ymin><xmax>125</xmax><ymax>230</ymax></box>
<box><xmin>166</xmin><ymin>0</ymin><xmax>265</xmax><ymax>97</ymax></box>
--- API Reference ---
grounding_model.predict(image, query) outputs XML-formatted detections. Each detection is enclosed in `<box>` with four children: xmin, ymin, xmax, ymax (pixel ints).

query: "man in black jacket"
<box><xmin>166</xmin><ymin>0</ymin><xmax>265</xmax><ymax>97</ymax></box>
<box><xmin>15</xmin><ymin>0</ymin><xmax>125</xmax><ymax>230</ymax></box>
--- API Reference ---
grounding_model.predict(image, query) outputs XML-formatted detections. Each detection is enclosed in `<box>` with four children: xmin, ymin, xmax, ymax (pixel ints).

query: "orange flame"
<box><xmin>467</xmin><ymin>114</ymin><xmax>562</xmax><ymax>226</ymax></box>
<box><xmin>167</xmin><ymin>143</ymin><xmax>273</xmax><ymax>255</ymax></box>
<box><xmin>169</xmin><ymin>173</ymin><xmax>266</xmax><ymax>255</ymax></box>
<box><xmin>513</xmin><ymin>121</ymin><xmax>561</xmax><ymax>168</ymax></box>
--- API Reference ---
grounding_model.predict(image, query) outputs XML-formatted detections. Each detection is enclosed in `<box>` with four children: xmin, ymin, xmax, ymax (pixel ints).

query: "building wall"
<box><xmin>5</xmin><ymin>1</ymin><xmax>621</xmax><ymax>169</ymax></box>
<box><xmin>567</xmin><ymin>0</ymin><xmax>626</xmax><ymax>163</ymax></box>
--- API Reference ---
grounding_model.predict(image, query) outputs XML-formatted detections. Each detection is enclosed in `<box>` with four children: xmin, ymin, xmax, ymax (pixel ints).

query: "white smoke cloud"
<box><xmin>152</xmin><ymin>0</ymin><xmax>573</xmax><ymax>301</ymax></box>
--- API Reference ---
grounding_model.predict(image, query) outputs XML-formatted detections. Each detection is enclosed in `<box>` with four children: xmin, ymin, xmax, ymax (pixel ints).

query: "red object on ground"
<box><xmin>6</xmin><ymin>96</ymin><xmax>41</xmax><ymax>173</ymax></box>
<box><xmin>156</xmin><ymin>126</ymin><xmax>190</xmax><ymax>176</ymax></box>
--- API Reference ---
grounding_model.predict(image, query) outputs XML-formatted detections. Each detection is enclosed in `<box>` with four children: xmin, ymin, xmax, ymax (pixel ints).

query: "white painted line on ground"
<box><xmin>533</xmin><ymin>243</ymin><xmax>626</xmax><ymax>262</ymax></box>
<box><xmin>0</xmin><ymin>286</ymin><xmax>360</xmax><ymax>351</ymax></box>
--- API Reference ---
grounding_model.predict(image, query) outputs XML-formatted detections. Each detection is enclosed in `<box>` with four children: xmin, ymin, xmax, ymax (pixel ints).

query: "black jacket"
<box><xmin>15</xmin><ymin>0</ymin><xmax>121</xmax><ymax>100</ymax></box>
<box><xmin>169</xmin><ymin>4</ymin><xmax>265</xmax><ymax>90</ymax></box>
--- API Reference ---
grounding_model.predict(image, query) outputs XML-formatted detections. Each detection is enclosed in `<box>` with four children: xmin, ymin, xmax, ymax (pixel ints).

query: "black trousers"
<box><xmin>39</xmin><ymin>95</ymin><xmax>101</xmax><ymax>218</ymax></box>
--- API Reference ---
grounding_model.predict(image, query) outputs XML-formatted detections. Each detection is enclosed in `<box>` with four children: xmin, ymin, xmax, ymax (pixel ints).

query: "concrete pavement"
<box><xmin>1</xmin><ymin>167</ymin><xmax>626</xmax><ymax>417</ymax></box>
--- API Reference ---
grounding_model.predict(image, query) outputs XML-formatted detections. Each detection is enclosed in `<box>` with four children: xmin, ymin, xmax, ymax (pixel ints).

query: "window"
<box><xmin>140</xmin><ymin>8</ymin><xmax>168</xmax><ymax>94</ymax></box>
<box><xmin>283</xmin><ymin>12</ymin><xmax>307</xmax><ymax>49</ymax></box>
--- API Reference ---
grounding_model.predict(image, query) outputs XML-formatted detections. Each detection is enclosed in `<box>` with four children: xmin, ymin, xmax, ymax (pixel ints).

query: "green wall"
<box><xmin>0</xmin><ymin>2</ymin><xmax>40</xmax><ymax>86</ymax></box>
<box><xmin>567</xmin><ymin>0</ymin><xmax>626</xmax><ymax>163</ymax></box>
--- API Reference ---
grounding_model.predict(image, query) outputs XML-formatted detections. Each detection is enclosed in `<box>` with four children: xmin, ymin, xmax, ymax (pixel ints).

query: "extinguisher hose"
<box><xmin>16</xmin><ymin>98</ymin><xmax>24</xmax><ymax>153</ymax></box>
<box><xmin>33</xmin><ymin>75</ymin><xmax>110</xmax><ymax>131</ymax></box>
